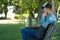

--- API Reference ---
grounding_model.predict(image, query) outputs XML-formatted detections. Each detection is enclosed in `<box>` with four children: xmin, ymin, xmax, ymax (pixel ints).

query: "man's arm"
<box><xmin>40</xmin><ymin>14</ymin><xmax>57</xmax><ymax>28</ymax></box>
<box><xmin>40</xmin><ymin>16</ymin><xmax>46</xmax><ymax>24</ymax></box>
<box><xmin>47</xmin><ymin>14</ymin><xmax>57</xmax><ymax>23</ymax></box>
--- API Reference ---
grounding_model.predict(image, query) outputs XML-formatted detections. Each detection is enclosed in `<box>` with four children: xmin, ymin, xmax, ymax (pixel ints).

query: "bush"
<box><xmin>0</xmin><ymin>17</ymin><xmax>6</xmax><ymax>20</ymax></box>
<box><xmin>15</xmin><ymin>14</ymin><xmax>20</xmax><ymax>19</ymax></box>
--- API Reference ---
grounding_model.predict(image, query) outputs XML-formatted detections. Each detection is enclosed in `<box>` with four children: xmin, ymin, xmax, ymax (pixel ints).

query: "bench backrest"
<box><xmin>43</xmin><ymin>24</ymin><xmax>55</xmax><ymax>40</ymax></box>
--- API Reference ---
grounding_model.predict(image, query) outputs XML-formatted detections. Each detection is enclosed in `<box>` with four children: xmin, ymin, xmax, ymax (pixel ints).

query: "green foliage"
<box><xmin>15</xmin><ymin>14</ymin><xmax>20</xmax><ymax>19</ymax></box>
<box><xmin>0</xmin><ymin>0</ymin><xmax>60</xmax><ymax>18</ymax></box>
<box><xmin>54</xmin><ymin>0</ymin><xmax>60</xmax><ymax>9</ymax></box>
<box><xmin>16</xmin><ymin>0</ymin><xmax>39</xmax><ymax>14</ymax></box>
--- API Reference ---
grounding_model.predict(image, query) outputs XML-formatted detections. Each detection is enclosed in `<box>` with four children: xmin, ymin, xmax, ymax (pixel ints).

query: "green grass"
<box><xmin>56</xmin><ymin>22</ymin><xmax>60</xmax><ymax>28</ymax></box>
<box><xmin>0</xmin><ymin>20</ymin><xmax>60</xmax><ymax>40</ymax></box>
<box><xmin>0</xmin><ymin>23</ymin><xmax>24</xmax><ymax>40</ymax></box>
<box><xmin>51</xmin><ymin>22</ymin><xmax>60</xmax><ymax>40</ymax></box>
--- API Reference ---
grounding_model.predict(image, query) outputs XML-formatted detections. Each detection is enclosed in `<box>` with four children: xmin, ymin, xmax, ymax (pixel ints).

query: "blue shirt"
<box><xmin>40</xmin><ymin>12</ymin><xmax>57</xmax><ymax>28</ymax></box>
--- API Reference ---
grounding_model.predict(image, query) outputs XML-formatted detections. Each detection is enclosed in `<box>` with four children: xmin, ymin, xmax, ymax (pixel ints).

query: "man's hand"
<box><xmin>42</xmin><ymin>13</ymin><xmax>47</xmax><ymax>17</ymax></box>
<box><xmin>42</xmin><ymin>8</ymin><xmax>48</xmax><ymax>17</ymax></box>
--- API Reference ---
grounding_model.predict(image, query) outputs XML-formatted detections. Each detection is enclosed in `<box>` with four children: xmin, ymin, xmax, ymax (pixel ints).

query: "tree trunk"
<box><xmin>36</xmin><ymin>0</ymin><xmax>45</xmax><ymax>26</ymax></box>
<box><xmin>29</xmin><ymin>16</ymin><xmax>32</xmax><ymax>27</ymax></box>
<box><xmin>4</xmin><ymin>3</ymin><xmax>8</xmax><ymax>19</ymax></box>
<box><xmin>29</xmin><ymin>9</ymin><xmax>32</xmax><ymax>27</ymax></box>
<box><xmin>5</xmin><ymin>10</ymin><xmax>7</xmax><ymax>19</ymax></box>
<box><xmin>48</xmin><ymin>0</ymin><xmax>57</xmax><ymax>19</ymax></box>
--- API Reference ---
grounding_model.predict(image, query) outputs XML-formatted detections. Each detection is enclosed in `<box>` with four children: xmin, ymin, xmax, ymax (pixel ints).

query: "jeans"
<box><xmin>21</xmin><ymin>26</ymin><xmax>45</xmax><ymax>40</ymax></box>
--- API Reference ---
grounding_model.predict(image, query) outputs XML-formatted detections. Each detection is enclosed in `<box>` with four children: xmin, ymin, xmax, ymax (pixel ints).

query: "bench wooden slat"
<box><xmin>43</xmin><ymin>24</ymin><xmax>55</xmax><ymax>40</ymax></box>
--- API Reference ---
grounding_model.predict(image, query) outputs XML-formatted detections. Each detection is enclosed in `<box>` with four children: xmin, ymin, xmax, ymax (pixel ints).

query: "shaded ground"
<box><xmin>0</xmin><ymin>19</ymin><xmax>60</xmax><ymax>40</ymax></box>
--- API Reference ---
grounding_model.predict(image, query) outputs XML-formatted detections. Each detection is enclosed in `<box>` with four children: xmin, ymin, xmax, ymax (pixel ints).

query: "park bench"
<box><xmin>43</xmin><ymin>23</ymin><xmax>55</xmax><ymax>40</ymax></box>
<box><xmin>28</xmin><ymin>23</ymin><xmax>55</xmax><ymax>40</ymax></box>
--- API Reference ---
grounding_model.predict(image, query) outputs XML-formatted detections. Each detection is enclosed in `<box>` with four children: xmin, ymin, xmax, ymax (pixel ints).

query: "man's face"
<box><xmin>43</xmin><ymin>7</ymin><xmax>50</xmax><ymax>14</ymax></box>
<box><xmin>43</xmin><ymin>8</ymin><xmax>48</xmax><ymax>13</ymax></box>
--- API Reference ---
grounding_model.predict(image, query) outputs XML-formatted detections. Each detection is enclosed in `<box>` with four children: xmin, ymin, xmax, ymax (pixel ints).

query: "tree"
<box><xmin>0</xmin><ymin>0</ymin><xmax>8</xmax><ymax>18</ymax></box>
<box><xmin>48</xmin><ymin>0</ymin><xmax>60</xmax><ymax>19</ymax></box>
<box><xmin>21</xmin><ymin>0</ymin><xmax>39</xmax><ymax>26</ymax></box>
<box><xmin>36</xmin><ymin>0</ymin><xmax>46</xmax><ymax>26</ymax></box>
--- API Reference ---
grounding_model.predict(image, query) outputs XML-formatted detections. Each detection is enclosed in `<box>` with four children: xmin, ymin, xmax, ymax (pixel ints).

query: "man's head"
<box><xmin>42</xmin><ymin>3</ymin><xmax>52</xmax><ymax>13</ymax></box>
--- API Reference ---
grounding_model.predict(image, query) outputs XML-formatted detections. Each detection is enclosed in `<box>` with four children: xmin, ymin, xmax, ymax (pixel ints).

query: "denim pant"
<box><xmin>21</xmin><ymin>27</ymin><xmax>45</xmax><ymax>40</ymax></box>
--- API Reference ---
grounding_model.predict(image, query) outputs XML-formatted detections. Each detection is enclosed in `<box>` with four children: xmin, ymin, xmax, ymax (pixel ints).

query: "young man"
<box><xmin>21</xmin><ymin>3</ymin><xmax>57</xmax><ymax>40</ymax></box>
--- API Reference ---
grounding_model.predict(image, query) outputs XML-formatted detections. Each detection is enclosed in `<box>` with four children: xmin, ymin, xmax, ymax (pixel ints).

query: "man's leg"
<box><xmin>35</xmin><ymin>26</ymin><xmax>46</xmax><ymax>39</ymax></box>
<box><xmin>21</xmin><ymin>28</ymin><xmax>38</xmax><ymax>40</ymax></box>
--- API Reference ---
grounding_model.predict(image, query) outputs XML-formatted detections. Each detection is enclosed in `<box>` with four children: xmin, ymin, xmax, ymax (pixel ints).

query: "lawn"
<box><xmin>0</xmin><ymin>20</ymin><xmax>60</xmax><ymax>40</ymax></box>
<box><xmin>0</xmin><ymin>20</ymin><xmax>25</xmax><ymax>40</ymax></box>
<box><xmin>51</xmin><ymin>21</ymin><xmax>60</xmax><ymax>40</ymax></box>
